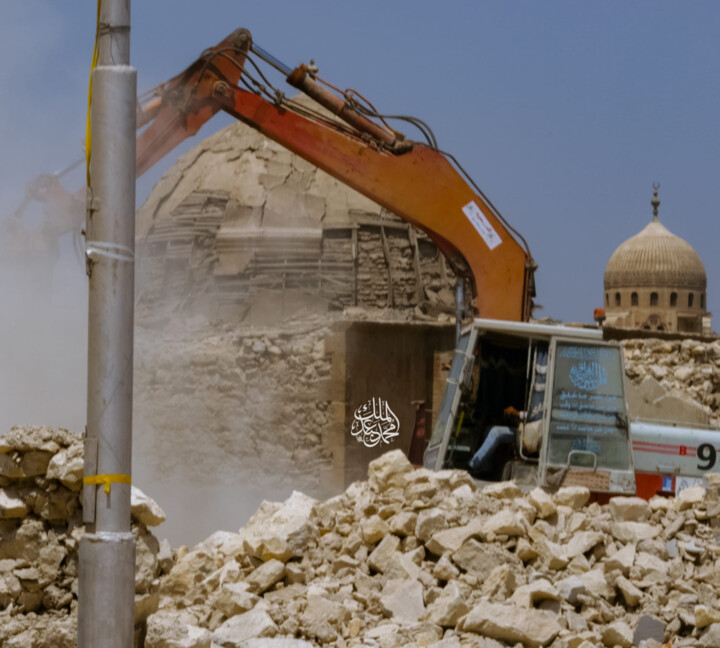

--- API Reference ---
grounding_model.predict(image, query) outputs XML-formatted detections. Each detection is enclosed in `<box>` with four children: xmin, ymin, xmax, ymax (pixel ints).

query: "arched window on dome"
<box><xmin>701</xmin><ymin>293</ymin><xmax>706</xmax><ymax>309</ymax></box>
<box><xmin>670</xmin><ymin>292</ymin><xmax>678</xmax><ymax>307</ymax></box>
<box><xmin>650</xmin><ymin>292</ymin><xmax>659</xmax><ymax>306</ymax></box>
<box><xmin>605</xmin><ymin>293</ymin><xmax>609</xmax><ymax>306</ymax></box>
<box><xmin>689</xmin><ymin>293</ymin><xmax>694</xmax><ymax>308</ymax></box>
<box><xmin>615</xmin><ymin>292</ymin><xmax>621</xmax><ymax>307</ymax></box>
<box><xmin>631</xmin><ymin>292</ymin><xmax>638</xmax><ymax>306</ymax></box>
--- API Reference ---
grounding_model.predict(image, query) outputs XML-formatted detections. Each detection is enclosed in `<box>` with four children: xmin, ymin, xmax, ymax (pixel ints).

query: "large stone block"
<box><xmin>452</xmin><ymin>539</ymin><xmax>522</xmax><ymax>579</ymax></box>
<box><xmin>145</xmin><ymin>611</ymin><xmax>212</xmax><ymax>648</ymax></box>
<box><xmin>213</xmin><ymin>608</ymin><xmax>278</xmax><ymax>647</ymax></box>
<box><xmin>367</xmin><ymin>450</ymin><xmax>413</xmax><ymax>492</ymax></box>
<box><xmin>243</xmin><ymin>491</ymin><xmax>317</xmax><ymax>562</ymax></box>
<box><xmin>46</xmin><ymin>444</ymin><xmax>84</xmax><ymax>491</ymax></box>
<box><xmin>0</xmin><ymin>490</ymin><xmax>28</xmax><ymax>519</ymax></box>
<box><xmin>131</xmin><ymin>486</ymin><xmax>167</xmax><ymax>527</ymax></box>
<box><xmin>380</xmin><ymin>578</ymin><xmax>425</xmax><ymax>623</ymax></box>
<box><xmin>460</xmin><ymin>603</ymin><xmax>562</xmax><ymax>647</ymax></box>
<box><xmin>609</xmin><ymin>496</ymin><xmax>650</xmax><ymax>522</ymax></box>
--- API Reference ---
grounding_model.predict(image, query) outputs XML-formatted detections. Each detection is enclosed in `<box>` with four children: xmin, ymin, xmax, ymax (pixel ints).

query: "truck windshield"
<box><xmin>547</xmin><ymin>342</ymin><xmax>631</xmax><ymax>471</ymax></box>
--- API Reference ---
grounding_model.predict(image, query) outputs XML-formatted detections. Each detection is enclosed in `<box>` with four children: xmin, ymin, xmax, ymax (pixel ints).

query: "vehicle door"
<box><xmin>423</xmin><ymin>326</ymin><xmax>479</xmax><ymax>471</ymax></box>
<box><xmin>540</xmin><ymin>337</ymin><xmax>636</xmax><ymax>494</ymax></box>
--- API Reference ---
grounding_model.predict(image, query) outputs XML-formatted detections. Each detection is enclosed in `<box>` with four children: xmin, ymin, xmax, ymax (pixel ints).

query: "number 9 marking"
<box><xmin>697</xmin><ymin>443</ymin><xmax>717</xmax><ymax>471</ymax></box>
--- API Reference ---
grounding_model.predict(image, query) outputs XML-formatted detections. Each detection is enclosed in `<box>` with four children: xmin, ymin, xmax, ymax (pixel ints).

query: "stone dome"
<box><xmin>135</xmin><ymin>113</ymin><xmax>456</xmax><ymax>321</ymax></box>
<box><xmin>604</xmin><ymin>217</ymin><xmax>706</xmax><ymax>291</ymax></box>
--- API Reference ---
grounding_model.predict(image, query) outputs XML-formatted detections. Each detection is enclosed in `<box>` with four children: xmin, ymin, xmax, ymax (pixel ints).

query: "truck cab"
<box><xmin>424</xmin><ymin>319</ymin><xmax>637</xmax><ymax>495</ymax></box>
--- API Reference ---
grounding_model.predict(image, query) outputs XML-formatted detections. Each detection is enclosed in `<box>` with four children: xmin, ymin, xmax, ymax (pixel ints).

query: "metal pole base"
<box><xmin>78</xmin><ymin>532</ymin><xmax>136</xmax><ymax>648</ymax></box>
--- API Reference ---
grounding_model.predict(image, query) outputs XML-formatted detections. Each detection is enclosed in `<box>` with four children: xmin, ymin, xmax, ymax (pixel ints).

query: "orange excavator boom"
<box><xmin>19</xmin><ymin>27</ymin><xmax>537</xmax><ymax>321</ymax></box>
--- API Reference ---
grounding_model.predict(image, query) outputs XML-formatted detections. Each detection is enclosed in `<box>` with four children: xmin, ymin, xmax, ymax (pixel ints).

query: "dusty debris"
<box><xmin>0</xmin><ymin>426</ymin><xmax>167</xmax><ymax>648</ymax></box>
<box><xmin>135</xmin><ymin>449</ymin><xmax>720</xmax><ymax>648</ymax></box>
<box><xmin>623</xmin><ymin>338</ymin><xmax>720</xmax><ymax>425</ymax></box>
<box><xmin>8</xmin><ymin>426</ymin><xmax>720</xmax><ymax>647</ymax></box>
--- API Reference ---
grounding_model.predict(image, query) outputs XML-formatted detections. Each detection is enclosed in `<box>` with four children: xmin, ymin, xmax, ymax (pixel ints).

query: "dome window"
<box><xmin>631</xmin><ymin>292</ymin><xmax>638</xmax><ymax>306</ymax></box>
<box><xmin>670</xmin><ymin>292</ymin><xmax>678</xmax><ymax>307</ymax></box>
<box><xmin>650</xmin><ymin>292</ymin><xmax>659</xmax><ymax>306</ymax></box>
<box><xmin>615</xmin><ymin>292</ymin><xmax>621</xmax><ymax>307</ymax></box>
<box><xmin>701</xmin><ymin>293</ymin><xmax>706</xmax><ymax>309</ymax></box>
<box><xmin>689</xmin><ymin>293</ymin><xmax>694</xmax><ymax>308</ymax></box>
<box><xmin>605</xmin><ymin>293</ymin><xmax>609</xmax><ymax>306</ymax></box>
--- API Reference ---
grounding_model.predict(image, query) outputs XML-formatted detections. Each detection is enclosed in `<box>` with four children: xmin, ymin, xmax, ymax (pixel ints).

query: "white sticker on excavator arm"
<box><xmin>462</xmin><ymin>201</ymin><xmax>502</xmax><ymax>250</ymax></box>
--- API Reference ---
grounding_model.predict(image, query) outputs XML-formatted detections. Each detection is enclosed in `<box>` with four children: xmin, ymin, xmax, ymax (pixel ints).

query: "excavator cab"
<box><xmin>424</xmin><ymin>319</ymin><xmax>637</xmax><ymax>495</ymax></box>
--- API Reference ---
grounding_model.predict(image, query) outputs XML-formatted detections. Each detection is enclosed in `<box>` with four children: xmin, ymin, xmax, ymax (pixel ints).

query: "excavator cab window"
<box><xmin>456</xmin><ymin>338</ymin><xmax>527</xmax><ymax>478</ymax></box>
<box><xmin>542</xmin><ymin>340</ymin><xmax>633</xmax><ymax>485</ymax></box>
<box><xmin>428</xmin><ymin>331</ymin><xmax>545</xmax><ymax>480</ymax></box>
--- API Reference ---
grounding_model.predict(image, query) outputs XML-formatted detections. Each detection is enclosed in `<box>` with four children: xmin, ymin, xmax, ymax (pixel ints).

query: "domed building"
<box><xmin>603</xmin><ymin>186</ymin><xmax>710</xmax><ymax>334</ymax></box>
<box><xmin>131</xmin><ymin>115</ymin><xmax>460</xmax><ymax>542</ymax></box>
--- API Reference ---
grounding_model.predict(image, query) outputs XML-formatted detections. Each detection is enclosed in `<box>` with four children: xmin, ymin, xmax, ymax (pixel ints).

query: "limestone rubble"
<box><xmin>0</xmin><ymin>426</ymin><xmax>168</xmax><ymax>648</ymax></box>
<box><xmin>7</xmin><ymin>430</ymin><xmax>720</xmax><ymax>647</ymax></box>
<box><xmin>144</xmin><ymin>450</ymin><xmax>720</xmax><ymax>648</ymax></box>
<box><xmin>623</xmin><ymin>338</ymin><xmax>720</xmax><ymax>425</ymax></box>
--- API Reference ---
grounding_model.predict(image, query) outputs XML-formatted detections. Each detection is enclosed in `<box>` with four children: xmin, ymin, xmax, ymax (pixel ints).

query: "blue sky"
<box><xmin>1</xmin><ymin>1</ymin><xmax>718</xmax><ymax>323</ymax></box>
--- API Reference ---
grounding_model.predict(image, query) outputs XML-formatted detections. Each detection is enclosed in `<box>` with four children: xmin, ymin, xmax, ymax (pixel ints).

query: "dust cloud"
<box><xmin>131</xmin><ymin>288</ymin><xmax>340</xmax><ymax>547</ymax></box>
<box><xmin>0</xmin><ymin>163</ymin><xmax>344</xmax><ymax>551</ymax></box>
<box><xmin>0</xmin><ymin>219</ymin><xmax>88</xmax><ymax>438</ymax></box>
<box><xmin>0</xmin><ymin>211</ymin><xmax>338</xmax><ymax>548</ymax></box>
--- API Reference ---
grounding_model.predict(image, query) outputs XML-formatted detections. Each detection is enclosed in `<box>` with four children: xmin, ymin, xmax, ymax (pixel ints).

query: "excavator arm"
<box><xmin>15</xmin><ymin>27</ymin><xmax>536</xmax><ymax>321</ymax></box>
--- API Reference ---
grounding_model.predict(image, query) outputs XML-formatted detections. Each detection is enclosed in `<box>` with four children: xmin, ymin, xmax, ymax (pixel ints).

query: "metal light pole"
<box><xmin>78</xmin><ymin>0</ymin><xmax>137</xmax><ymax>645</ymax></box>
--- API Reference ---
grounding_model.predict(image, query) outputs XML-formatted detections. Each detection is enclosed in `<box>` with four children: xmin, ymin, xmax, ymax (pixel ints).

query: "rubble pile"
<box><xmin>134</xmin><ymin>314</ymin><xmax>336</xmax><ymax>494</ymax></box>
<box><xmin>147</xmin><ymin>449</ymin><xmax>720</xmax><ymax>648</ymax></box>
<box><xmin>623</xmin><ymin>338</ymin><xmax>720</xmax><ymax>425</ymax></box>
<box><xmin>0</xmin><ymin>426</ymin><xmax>169</xmax><ymax>648</ymax></box>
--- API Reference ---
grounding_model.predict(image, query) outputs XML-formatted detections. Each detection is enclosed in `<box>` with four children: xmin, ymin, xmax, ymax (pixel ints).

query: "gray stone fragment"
<box><xmin>368</xmin><ymin>534</ymin><xmax>400</xmax><ymax>573</ymax></box>
<box><xmin>555</xmin><ymin>575</ymin><xmax>586</xmax><ymax>605</ymax></box>
<box><xmin>699</xmin><ymin>623</ymin><xmax>720</xmax><ymax>648</ymax></box>
<box><xmin>633</xmin><ymin>615</ymin><xmax>666</xmax><ymax>647</ymax></box>
<box><xmin>415</xmin><ymin>508</ymin><xmax>448</xmax><ymax>542</ymax></box>
<box><xmin>46</xmin><ymin>443</ymin><xmax>84</xmax><ymax>491</ymax></box>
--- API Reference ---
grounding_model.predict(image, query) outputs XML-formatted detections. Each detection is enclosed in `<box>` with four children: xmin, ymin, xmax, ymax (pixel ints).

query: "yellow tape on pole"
<box><xmin>86</xmin><ymin>0</ymin><xmax>102</xmax><ymax>187</ymax></box>
<box><xmin>83</xmin><ymin>473</ymin><xmax>132</xmax><ymax>494</ymax></box>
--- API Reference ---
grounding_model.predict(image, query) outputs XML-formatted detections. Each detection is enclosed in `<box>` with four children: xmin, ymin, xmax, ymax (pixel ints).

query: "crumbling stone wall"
<box><xmin>132</xmin><ymin>313</ymin><xmax>346</xmax><ymax>545</ymax></box>
<box><xmin>134</xmin><ymin>314</ymin><xmax>338</xmax><ymax>484</ymax></box>
<box><xmin>623</xmin><ymin>338</ymin><xmax>720</xmax><ymax>425</ymax></box>
<box><xmin>0</xmin><ymin>426</ymin><xmax>170</xmax><ymax>648</ymax></box>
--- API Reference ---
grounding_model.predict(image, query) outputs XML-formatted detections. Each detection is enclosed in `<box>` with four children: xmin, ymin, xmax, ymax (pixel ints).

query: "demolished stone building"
<box><xmin>133</xmin><ymin>118</ymin><xmax>457</xmax><ymax>543</ymax></box>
